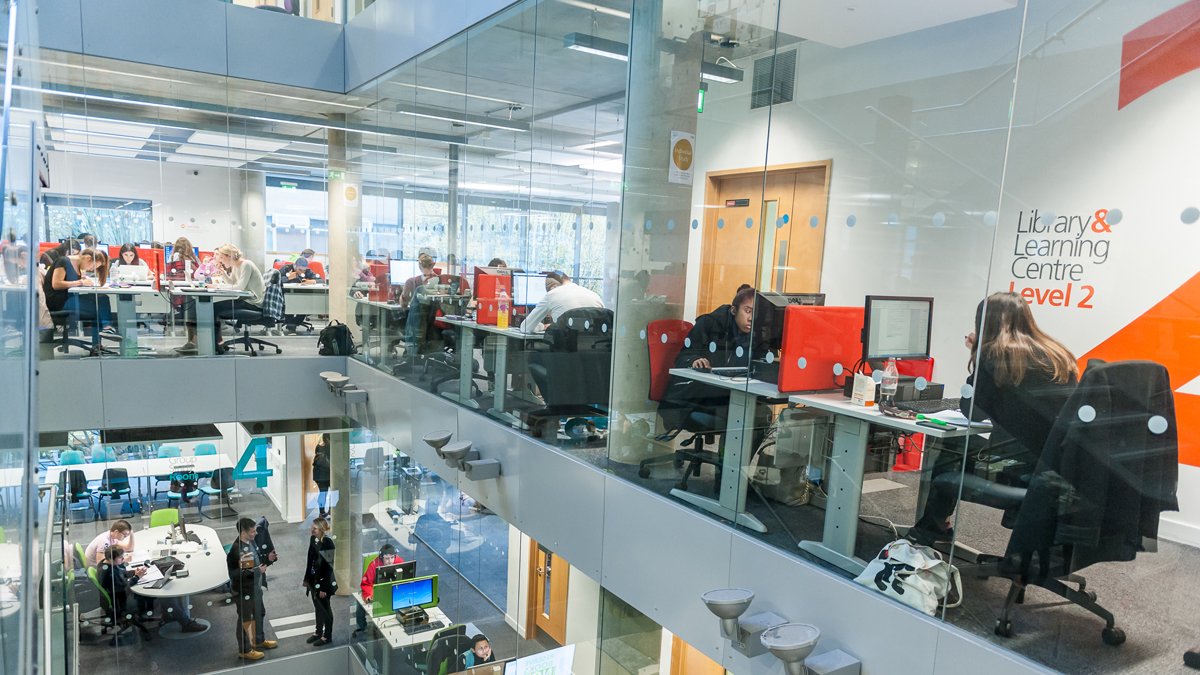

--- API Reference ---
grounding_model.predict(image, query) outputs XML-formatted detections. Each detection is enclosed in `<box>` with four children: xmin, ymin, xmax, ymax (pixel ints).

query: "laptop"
<box><xmin>113</xmin><ymin>265</ymin><xmax>150</xmax><ymax>283</ymax></box>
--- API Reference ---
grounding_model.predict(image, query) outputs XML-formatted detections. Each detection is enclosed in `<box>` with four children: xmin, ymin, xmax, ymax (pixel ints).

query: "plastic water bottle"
<box><xmin>881</xmin><ymin>358</ymin><xmax>899</xmax><ymax>404</ymax></box>
<box><xmin>496</xmin><ymin>287</ymin><xmax>510</xmax><ymax>329</ymax></box>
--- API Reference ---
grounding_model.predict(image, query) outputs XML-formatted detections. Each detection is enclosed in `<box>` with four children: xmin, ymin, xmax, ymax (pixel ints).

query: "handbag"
<box><xmin>853</xmin><ymin>539</ymin><xmax>962</xmax><ymax>615</ymax></box>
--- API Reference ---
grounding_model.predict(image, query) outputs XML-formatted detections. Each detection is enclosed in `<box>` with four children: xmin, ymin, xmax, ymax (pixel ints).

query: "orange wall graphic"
<box><xmin>1118</xmin><ymin>0</ymin><xmax>1200</xmax><ymax>109</ymax></box>
<box><xmin>1080</xmin><ymin>271</ymin><xmax>1200</xmax><ymax>466</ymax></box>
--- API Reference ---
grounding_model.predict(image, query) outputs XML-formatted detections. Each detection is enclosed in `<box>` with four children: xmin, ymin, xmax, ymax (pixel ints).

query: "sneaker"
<box><xmin>306</xmin><ymin>634</ymin><xmax>322</xmax><ymax>644</ymax></box>
<box><xmin>181</xmin><ymin>620</ymin><xmax>206</xmax><ymax>633</ymax></box>
<box><xmin>313</xmin><ymin>637</ymin><xmax>331</xmax><ymax>647</ymax></box>
<box><xmin>239</xmin><ymin>650</ymin><xmax>265</xmax><ymax>661</ymax></box>
<box><xmin>256</xmin><ymin>640</ymin><xmax>278</xmax><ymax>650</ymax></box>
<box><xmin>174</xmin><ymin>342</ymin><xmax>197</xmax><ymax>355</ymax></box>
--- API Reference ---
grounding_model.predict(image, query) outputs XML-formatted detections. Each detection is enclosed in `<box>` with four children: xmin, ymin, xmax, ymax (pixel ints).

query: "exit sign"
<box><xmin>725</xmin><ymin>198</ymin><xmax>750</xmax><ymax>207</ymax></box>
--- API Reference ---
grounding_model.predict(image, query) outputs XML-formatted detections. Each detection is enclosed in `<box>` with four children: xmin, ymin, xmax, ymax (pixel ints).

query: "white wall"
<box><xmin>687</xmin><ymin>0</ymin><xmax>1200</xmax><ymax>540</ymax></box>
<box><xmin>47</xmin><ymin>152</ymin><xmax>251</xmax><ymax>252</ymax></box>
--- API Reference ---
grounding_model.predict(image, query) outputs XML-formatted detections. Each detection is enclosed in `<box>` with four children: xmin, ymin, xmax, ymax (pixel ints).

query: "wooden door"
<box><xmin>670</xmin><ymin>634</ymin><xmax>726</xmax><ymax>675</ymax></box>
<box><xmin>699</xmin><ymin>162</ymin><xmax>830</xmax><ymax>312</ymax></box>
<box><xmin>529</xmin><ymin>540</ymin><xmax>569</xmax><ymax>645</ymax></box>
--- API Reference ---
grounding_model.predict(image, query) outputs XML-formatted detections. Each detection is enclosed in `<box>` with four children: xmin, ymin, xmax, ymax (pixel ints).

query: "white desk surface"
<box><xmin>367</xmin><ymin>500</ymin><xmax>483</xmax><ymax>556</ymax></box>
<box><xmin>352</xmin><ymin>594</ymin><xmax>475</xmax><ymax>650</ymax></box>
<box><xmin>789</xmin><ymin>392</ymin><xmax>988</xmax><ymax>438</ymax></box>
<box><xmin>0</xmin><ymin>468</ymin><xmax>25</xmax><ymax>489</ymax></box>
<box><xmin>67</xmin><ymin>285</ymin><xmax>160</xmax><ymax>296</ymax></box>
<box><xmin>171</xmin><ymin>287</ymin><xmax>252</xmax><ymax>298</ymax></box>
<box><xmin>282</xmin><ymin>284</ymin><xmax>328</xmax><ymax>291</ymax></box>
<box><xmin>0</xmin><ymin>542</ymin><xmax>20</xmax><ymax>580</ymax></box>
<box><xmin>667</xmin><ymin>367</ymin><xmax>784</xmax><ymax>399</ymax></box>
<box><xmin>441</xmin><ymin>317</ymin><xmax>543</xmax><ymax>341</ymax></box>
<box><xmin>40</xmin><ymin>454</ymin><xmax>232</xmax><ymax>485</ymax></box>
<box><xmin>128</xmin><ymin>524</ymin><xmax>228</xmax><ymax>598</ymax></box>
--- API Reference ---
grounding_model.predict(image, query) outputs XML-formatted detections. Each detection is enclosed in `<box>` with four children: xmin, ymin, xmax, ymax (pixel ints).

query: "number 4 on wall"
<box><xmin>233</xmin><ymin>437</ymin><xmax>273</xmax><ymax>488</ymax></box>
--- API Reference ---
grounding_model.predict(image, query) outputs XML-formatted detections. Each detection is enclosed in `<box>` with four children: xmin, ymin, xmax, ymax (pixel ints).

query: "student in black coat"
<box><xmin>312</xmin><ymin>435</ymin><xmax>331</xmax><ymax>518</ymax></box>
<box><xmin>97</xmin><ymin>546</ymin><xmax>153</xmax><ymax>644</ymax></box>
<box><xmin>227</xmin><ymin>517</ymin><xmax>278</xmax><ymax>660</ymax></box>
<box><xmin>303</xmin><ymin>517</ymin><xmax>337</xmax><ymax>646</ymax></box>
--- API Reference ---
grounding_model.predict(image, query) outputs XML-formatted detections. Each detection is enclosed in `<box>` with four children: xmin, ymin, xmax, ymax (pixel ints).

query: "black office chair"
<box><xmin>955</xmin><ymin>360</ymin><xmax>1178</xmax><ymax>645</ymax></box>
<box><xmin>96</xmin><ymin>468</ymin><xmax>135</xmax><ymax>518</ymax></box>
<box><xmin>48</xmin><ymin>309</ymin><xmax>119</xmax><ymax>356</ymax></box>
<box><xmin>525</xmin><ymin>307</ymin><xmax>614</xmax><ymax>440</ymax></box>
<box><xmin>62</xmin><ymin>469</ymin><xmax>97</xmax><ymax>521</ymax></box>
<box><xmin>200</xmin><ymin>467</ymin><xmax>238</xmax><ymax>519</ymax></box>
<box><xmin>218</xmin><ymin>270</ymin><xmax>283</xmax><ymax>355</ymax></box>
<box><xmin>639</xmin><ymin>403</ymin><xmax>727</xmax><ymax>494</ymax></box>
<box><xmin>423</xmin><ymin>626</ymin><xmax>472</xmax><ymax>675</ymax></box>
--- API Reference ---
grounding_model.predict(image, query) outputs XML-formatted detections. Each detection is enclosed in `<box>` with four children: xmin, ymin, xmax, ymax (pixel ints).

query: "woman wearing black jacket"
<box><xmin>312</xmin><ymin>435</ymin><xmax>331</xmax><ymax>518</ymax></box>
<box><xmin>303</xmin><ymin>517</ymin><xmax>337</xmax><ymax>646</ymax></box>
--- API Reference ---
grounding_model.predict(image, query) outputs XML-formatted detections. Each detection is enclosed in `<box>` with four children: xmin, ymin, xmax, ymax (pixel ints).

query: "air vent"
<box><xmin>751</xmin><ymin>49</ymin><xmax>796</xmax><ymax>110</ymax></box>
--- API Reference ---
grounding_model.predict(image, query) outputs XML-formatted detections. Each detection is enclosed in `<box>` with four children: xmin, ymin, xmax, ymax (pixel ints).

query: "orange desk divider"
<box><xmin>777</xmin><ymin>305</ymin><xmax>864</xmax><ymax>394</ymax></box>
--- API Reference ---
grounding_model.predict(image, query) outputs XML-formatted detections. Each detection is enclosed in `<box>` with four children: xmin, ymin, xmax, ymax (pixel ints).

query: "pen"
<box><xmin>916</xmin><ymin>415</ymin><xmax>951</xmax><ymax>427</ymax></box>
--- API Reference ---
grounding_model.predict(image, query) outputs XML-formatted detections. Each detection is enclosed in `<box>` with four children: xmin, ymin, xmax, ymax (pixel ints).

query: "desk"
<box><xmin>351</xmin><ymin>297</ymin><xmax>405</xmax><ymax>364</ymax></box>
<box><xmin>127</xmin><ymin>524</ymin><xmax>227</xmax><ymax>598</ymax></box>
<box><xmin>789</xmin><ymin>393</ymin><xmax>990</xmax><ymax>574</ymax></box>
<box><xmin>441</xmin><ymin>318</ymin><xmax>542</xmax><ymax>425</ymax></box>
<box><xmin>284</xmin><ymin>284</ymin><xmax>329</xmax><ymax>315</ymax></box>
<box><xmin>367</xmin><ymin>501</ymin><xmax>483</xmax><ymax>557</ymax></box>
<box><xmin>68</xmin><ymin>286</ymin><xmax>160</xmax><ymax>356</ymax></box>
<box><xmin>172</xmin><ymin>287</ymin><xmax>252</xmax><ymax>356</ymax></box>
<box><xmin>40</xmin><ymin>454</ymin><xmax>232</xmax><ymax>486</ymax></box>
<box><xmin>666</xmin><ymin>369</ymin><xmax>784</xmax><ymax>533</ymax></box>
<box><xmin>0</xmin><ymin>543</ymin><xmax>20</xmax><ymax>619</ymax></box>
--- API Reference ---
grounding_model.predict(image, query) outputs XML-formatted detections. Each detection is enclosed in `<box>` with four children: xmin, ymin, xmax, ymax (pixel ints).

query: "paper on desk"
<box><xmin>927</xmin><ymin>409</ymin><xmax>991</xmax><ymax>427</ymax></box>
<box><xmin>136</xmin><ymin>564</ymin><xmax>164</xmax><ymax>584</ymax></box>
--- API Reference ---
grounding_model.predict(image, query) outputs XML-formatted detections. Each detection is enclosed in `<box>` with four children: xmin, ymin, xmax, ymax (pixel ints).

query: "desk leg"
<box><xmin>442</xmin><ymin>328</ymin><xmax>478</xmax><ymax>408</ymax></box>
<box><xmin>798</xmin><ymin>416</ymin><xmax>869</xmax><ymax>575</ymax></box>
<box><xmin>195</xmin><ymin>296</ymin><xmax>216</xmax><ymax>356</ymax></box>
<box><xmin>487</xmin><ymin>337</ymin><xmax>522</xmax><ymax>427</ymax></box>
<box><xmin>669</xmin><ymin>388</ymin><xmax>768</xmax><ymax>533</ymax></box>
<box><xmin>116</xmin><ymin>293</ymin><xmax>141</xmax><ymax>357</ymax></box>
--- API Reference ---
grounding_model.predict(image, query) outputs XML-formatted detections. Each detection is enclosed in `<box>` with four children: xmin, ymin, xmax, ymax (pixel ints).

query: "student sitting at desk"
<box><xmin>660</xmin><ymin>284</ymin><xmax>773</xmax><ymax>451</ymax></box>
<box><xmin>399</xmin><ymin>253</ymin><xmax>438</xmax><ymax>307</ymax></box>
<box><xmin>85</xmin><ymin>519</ymin><xmax>135</xmax><ymax>568</ymax></box>
<box><xmin>353</xmin><ymin>543</ymin><xmax>405</xmax><ymax>636</ymax></box>
<box><xmin>97</xmin><ymin>546</ymin><xmax>153</xmax><ymax>645</ymax></box>
<box><xmin>459</xmin><ymin>634</ymin><xmax>496</xmax><ymax>669</ymax></box>
<box><xmin>111</xmin><ymin>243</ymin><xmax>148</xmax><ymax>270</ymax></box>
<box><xmin>43</xmin><ymin>247</ymin><xmax>116</xmax><ymax>351</ymax></box>
<box><xmin>39</xmin><ymin>239</ymin><xmax>79</xmax><ymax>268</ymax></box>
<box><xmin>911</xmin><ymin>291</ymin><xmax>1078</xmax><ymax>544</ymax></box>
<box><xmin>280</xmin><ymin>256</ymin><xmax>319</xmax><ymax>285</ymax></box>
<box><xmin>520</xmin><ymin>271</ymin><xmax>604</xmax><ymax>334</ymax></box>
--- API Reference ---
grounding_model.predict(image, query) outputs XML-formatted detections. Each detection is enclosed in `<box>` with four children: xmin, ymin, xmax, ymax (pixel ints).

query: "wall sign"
<box><xmin>669</xmin><ymin>130</ymin><xmax>695</xmax><ymax>185</ymax></box>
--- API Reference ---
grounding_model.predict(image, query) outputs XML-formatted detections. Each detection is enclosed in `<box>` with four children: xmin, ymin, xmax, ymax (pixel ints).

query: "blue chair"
<box><xmin>194</xmin><ymin>443</ymin><xmax>217</xmax><ymax>479</ymax></box>
<box><xmin>152</xmin><ymin>445</ymin><xmax>182</xmax><ymax>502</ymax></box>
<box><xmin>90</xmin><ymin>446</ymin><xmax>116</xmax><ymax>463</ymax></box>
<box><xmin>60</xmin><ymin>450</ymin><xmax>86</xmax><ymax>465</ymax></box>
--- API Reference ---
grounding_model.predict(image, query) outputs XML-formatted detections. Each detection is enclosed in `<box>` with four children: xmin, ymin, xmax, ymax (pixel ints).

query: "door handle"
<box><xmin>536</xmin><ymin>567</ymin><xmax>544</xmax><ymax>575</ymax></box>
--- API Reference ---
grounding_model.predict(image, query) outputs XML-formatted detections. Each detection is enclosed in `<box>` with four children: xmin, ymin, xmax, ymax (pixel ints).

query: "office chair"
<box><xmin>96</xmin><ymin>468</ymin><xmax>135</xmax><ymax>517</ymax></box>
<box><xmin>48</xmin><ymin>310</ymin><xmax>108</xmax><ymax>356</ymax></box>
<box><xmin>59</xmin><ymin>449</ymin><xmax>86</xmax><ymax>465</ymax></box>
<box><xmin>90</xmin><ymin>446</ymin><xmax>117</xmax><ymax>463</ymax></box>
<box><xmin>637</xmin><ymin>319</ymin><xmax>726</xmax><ymax>494</ymax></box>
<box><xmin>74</xmin><ymin>542</ymin><xmax>88</xmax><ymax>570</ymax></box>
<box><xmin>166</xmin><ymin>476</ymin><xmax>201</xmax><ymax>509</ymax></box>
<box><xmin>421</xmin><ymin>625</ymin><xmax>472</xmax><ymax>675</ymax></box>
<box><xmin>525</xmin><ymin>308</ymin><xmax>615</xmax><ymax>441</ymax></box>
<box><xmin>200</xmin><ymin>467</ymin><xmax>238</xmax><ymax>519</ymax></box>
<box><xmin>149</xmin><ymin>508</ymin><xmax>180</xmax><ymax>528</ymax></box>
<box><xmin>88</xmin><ymin>566</ymin><xmax>152</xmax><ymax>644</ymax></box>
<box><xmin>62</xmin><ymin>469</ymin><xmax>97</xmax><ymax>521</ymax></box>
<box><xmin>193</xmin><ymin>442</ymin><xmax>218</xmax><ymax>479</ymax></box>
<box><xmin>953</xmin><ymin>360</ymin><xmax>1178</xmax><ymax>645</ymax></box>
<box><xmin>219</xmin><ymin>271</ymin><xmax>283</xmax><ymax>356</ymax></box>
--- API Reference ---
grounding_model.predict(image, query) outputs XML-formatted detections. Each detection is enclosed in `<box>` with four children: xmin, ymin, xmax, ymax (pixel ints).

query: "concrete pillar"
<box><xmin>238</xmin><ymin>170</ymin><xmax>267</xmax><ymax>266</ymax></box>
<box><xmin>327</xmin><ymin>119</ymin><xmax>363</xmax><ymax>326</ymax></box>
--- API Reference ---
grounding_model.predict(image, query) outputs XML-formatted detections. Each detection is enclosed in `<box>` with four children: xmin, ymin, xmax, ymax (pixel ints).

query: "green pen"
<box><xmin>916</xmin><ymin>415</ymin><xmax>951</xmax><ymax>427</ymax></box>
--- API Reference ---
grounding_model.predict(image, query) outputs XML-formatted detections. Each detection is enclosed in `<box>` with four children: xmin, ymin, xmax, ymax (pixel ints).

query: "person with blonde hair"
<box><xmin>302</xmin><ymin>517</ymin><xmax>336</xmax><ymax>646</ymax></box>
<box><xmin>910</xmin><ymin>291</ymin><xmax>1078</xmax><ymax>544</ymax></box>
<box><xmin>177</xmin><ymin>243</ymin><xmax>264</xmax><ymax>354</ymax></box>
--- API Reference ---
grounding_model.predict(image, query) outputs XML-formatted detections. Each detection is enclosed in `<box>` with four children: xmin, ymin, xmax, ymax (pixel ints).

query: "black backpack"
<box><xmin>317</xmin><ymin>321</ymin><xmax>357</xmax><ymax>356</ymax></box>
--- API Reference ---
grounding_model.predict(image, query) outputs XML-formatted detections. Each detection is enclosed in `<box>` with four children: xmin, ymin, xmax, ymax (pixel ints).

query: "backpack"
<box><xmin>318</xmin><ymin>321</ymin><xmax>357</xmax><ymax>356</ymax></box>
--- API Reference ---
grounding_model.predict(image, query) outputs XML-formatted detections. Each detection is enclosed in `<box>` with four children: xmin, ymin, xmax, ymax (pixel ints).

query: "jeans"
<box><xmin>64</xmin><ymin>294</ymin><xmax>113</xmax><ymax>342</ymax></box>
<box><xmin>235</xmin><ymin>588</ymin><xmax>267</xmax><ymax>651</ymax></box>
<box><xmin>159</xmin><ymin>595</ymin><xmax>192</xmax><ymax>623</ymax></box>
<box><xmin>311</xmin><ymin>590</ymin><xmax>333</xmax><ymax>639</ymax></box>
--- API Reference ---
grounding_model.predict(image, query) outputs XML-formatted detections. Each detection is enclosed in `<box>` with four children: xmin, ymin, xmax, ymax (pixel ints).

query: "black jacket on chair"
<box><xmin>1007</xmin><ymin>360</ymin><xmax>1179</xmax><ymax>572</ymax></box>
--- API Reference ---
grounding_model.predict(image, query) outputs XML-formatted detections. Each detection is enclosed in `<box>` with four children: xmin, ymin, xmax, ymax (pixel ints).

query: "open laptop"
<box><xmin>112</xmin><ymin>265</ymin><xmax>150</xmax><ymax>284</ymax></box>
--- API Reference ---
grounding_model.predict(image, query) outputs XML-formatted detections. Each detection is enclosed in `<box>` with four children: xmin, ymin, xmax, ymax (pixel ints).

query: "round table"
<box><xmin>129</xmin><ymin>524</ymin><xmax>228</xmax><ymax>638</ymax></box>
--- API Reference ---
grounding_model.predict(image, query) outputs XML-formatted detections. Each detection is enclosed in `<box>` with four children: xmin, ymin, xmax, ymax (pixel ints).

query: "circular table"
<box><xmin>129</xmin><ymin>524</ymin><xmax>229</xmax><ymax>638</ymax></box>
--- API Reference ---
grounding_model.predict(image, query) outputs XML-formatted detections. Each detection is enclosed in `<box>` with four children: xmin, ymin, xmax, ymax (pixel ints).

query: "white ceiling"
<box><xmin>778</xmin><ymin>0</ymin><xmax>1018</xmax><ymax>48</ymax></box>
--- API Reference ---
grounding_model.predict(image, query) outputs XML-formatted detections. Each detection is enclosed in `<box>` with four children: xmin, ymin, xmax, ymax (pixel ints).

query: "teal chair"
<box><xmin>60</xmin><ymin>450</ymin><xmax>86</xmax><ymax>465</ymax></box>
<box><xmin>194</xmin><ymin>443</ymin><xmax>217</xmax><ymax>479</ymax></box>
<box><xmin>90</xmin><ymin>446</ymin><xmax>116</xmax><ymax>463</ymax></box>
<box><xmin>152</xmin><ymin>445</ymin><xmax>182</xmax><ymax>502</ymax></box>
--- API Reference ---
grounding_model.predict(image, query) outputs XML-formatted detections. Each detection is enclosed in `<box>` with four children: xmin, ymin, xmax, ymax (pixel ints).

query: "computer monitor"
<box><xmin>512</xmin><ymin>272</ymin><xmax>548</xmax><ymax>307</ymax></box>
<box><xmin>862</xmin><ymin>295</ymin><xmax>934</xmax><ymax>362</ymax></box>
<box><xmin>389</xmin><ymin>260</ymin><xmax>420</xmax><ymax>285</ymax></box>
<box><xmin>390</xmin><ymin>575</ymin><xmax>439</xmax><ymax>612</ymax></box>
<box><xmin>375</xmin><ymin>560</ymin><xmax>416</xmax><ymax>584</ymax></box>
<box><xmin>753</xmin><ymin>292</ymin><xmax>826</xmax><ymax>351</ymax></box>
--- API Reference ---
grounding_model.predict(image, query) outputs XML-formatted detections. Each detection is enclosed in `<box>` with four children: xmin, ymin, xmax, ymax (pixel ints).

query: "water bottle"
<box><xmin>881</xmin><ymin>358</ymin><xmax>900</xmax><ymax>404</ymax></box>
<box><xmin>496</xmin><ymin>287</ymin><xmax>510</xmax><ymax>329</ymax></box>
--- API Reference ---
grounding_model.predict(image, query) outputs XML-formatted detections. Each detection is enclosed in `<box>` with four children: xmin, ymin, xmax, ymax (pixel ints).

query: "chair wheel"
<box><xmin>1084</xmin><ymin>590</ymin><xmax>1097</xmax><ymax>603</ymax></box>
<box><xmin>994</xmin><ymin>619</ymin><xmax>1013</xmax><ymax>638</ymax></box>
<box><xmin>1101</xmin><ymin>627</ymin><xmax>1125</xmax><ymax>646</ymax></box>
<box><xmin>275</xmin><ymin>348</ymin><xmax>282</xmax><ymax>354</ymax></box>
<box><xmin>637</xmin><ymin>467</ymin><xmax>650</xmax><ymax>479</ymax></box>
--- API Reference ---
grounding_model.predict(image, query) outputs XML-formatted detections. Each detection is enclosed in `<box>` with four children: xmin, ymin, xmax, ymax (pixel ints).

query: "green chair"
<box><xmin>0</xmin><ymin>526</ymin><xmax>5</xmax><ymax>543</ymax></box>
<box><xmin>75</xmin><ymin>542</ymin><xmax>88</xmax><ymax>569</ymax></box>
<box><xmin>362</xmin><ymin>552</ymin><xmax>379</xmax><ymax>574</ymax></box>
<box><xmin>149</xmin><ymin>508</ymin><xmax>179</xmax><ymax>528</ymax></box>
<box><xmin>382</xmin><ymin>484</ymin><xmax>399</xmax><ymax>502</ymax></box>
<box><xmin>85</xmin><ymin>567</ymin><xmax>115</xmax><ymax>632</ymax></box>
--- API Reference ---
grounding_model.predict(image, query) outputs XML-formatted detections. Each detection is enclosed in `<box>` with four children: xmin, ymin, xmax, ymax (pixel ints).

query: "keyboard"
<box><xmin>710</xmin><ymin>367</ymin><xmax>749</xmax><ymax>378</ymax></box>
<box><xmin>403</xmin><ymin>620</ymin><xmax>444</xmax><ymax>635</ymax></box>
<box><xmin>897</xmin><ymin>398</ymin><xmax>961</xmax><ymax>414</ymax></box>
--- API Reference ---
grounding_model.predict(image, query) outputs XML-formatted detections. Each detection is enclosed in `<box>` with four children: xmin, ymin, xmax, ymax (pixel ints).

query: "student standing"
<box><xmin>227</xmin><ymin>517</ymin><xmax>278</xmax><ymax>660</ymax></box>
<box><xmin>312</xmin><ymin>435</ymin><xmax>331</xmax><ymax>518</ymax></box>
<box><xmin>303</xmin><ymin>518</ymin><xmax>337</xmax><ymax>646</ymax></box>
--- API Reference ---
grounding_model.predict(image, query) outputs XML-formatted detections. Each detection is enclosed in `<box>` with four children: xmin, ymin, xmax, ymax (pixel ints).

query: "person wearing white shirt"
<box><xmin>520</xmin><ymin>271</ymin><xmax>604</xmax><ymax>333</ymax></box>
